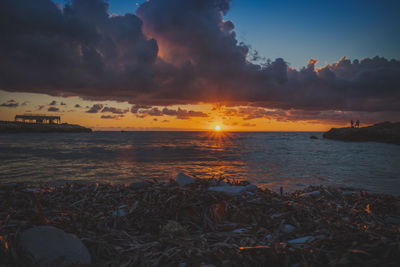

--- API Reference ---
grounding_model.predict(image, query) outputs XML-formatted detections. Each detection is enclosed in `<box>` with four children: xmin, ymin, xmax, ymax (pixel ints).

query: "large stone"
<box><xmin>20</xmin><ymin>226</ymin><xmax>91</xmax><ymax>266</ymax></box>
<box><xmin>176</xmin><ymin>172</ymin><xmax>195</xmax><ymax>186</ymax></box>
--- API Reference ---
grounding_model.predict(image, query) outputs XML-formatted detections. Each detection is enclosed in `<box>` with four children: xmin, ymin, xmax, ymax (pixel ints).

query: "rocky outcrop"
<box><xmin>0</xmin><ymin>121</ymin><xmax>92</xmax><ymax>133</ymax></box>
<box><xmin>323</xmin><ymin>121</ymin><xmax>400</xmax><ymax>145</ymax></box>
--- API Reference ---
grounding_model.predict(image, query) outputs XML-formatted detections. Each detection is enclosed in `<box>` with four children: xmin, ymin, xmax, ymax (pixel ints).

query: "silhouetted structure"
<box><xmin>15</xmin><ymin>114</ymin><xmax>61</xmax><ymax>124</ymax></box>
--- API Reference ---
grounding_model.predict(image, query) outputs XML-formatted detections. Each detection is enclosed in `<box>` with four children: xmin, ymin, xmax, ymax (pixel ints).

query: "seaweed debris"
<box><xmin>1</xmin><ymin>179</ymin><xmax>399</xmax><ymax>266</ymax></box>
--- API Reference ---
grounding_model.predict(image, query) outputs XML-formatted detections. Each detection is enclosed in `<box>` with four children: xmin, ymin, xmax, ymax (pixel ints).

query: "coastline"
<box><xmin>1</xmin><ymin>178</ymin><xmax>399</xmax><ymax>266</ymax></box>
<box><xmin>0</xmin><ymin>121</ymin><xmax>92</xmax><ymax>133</ymax></box>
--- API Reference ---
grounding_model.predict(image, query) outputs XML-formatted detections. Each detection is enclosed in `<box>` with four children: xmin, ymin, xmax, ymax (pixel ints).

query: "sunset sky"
<box><xmin>1</xmin><ymin>0</ymin><xmax>399</xmax><ymax>131</ymax></box>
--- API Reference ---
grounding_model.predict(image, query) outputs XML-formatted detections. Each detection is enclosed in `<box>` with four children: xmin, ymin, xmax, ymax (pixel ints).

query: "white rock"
<box><xmin>20</xmin><ymin>226</ymin><xmax>91</xmax><ymax>266</ymax></box>
<box><xmin>233</xmin><ymin>228</ymin><xmax>247</xmax><ymax>233</ymax></box>
<box><xmin>208</xmin><ymin>184</ymin><xmax>258</xmax><ymax>195</ymax></box>
<box><xmin>176</xmin><ymin>172</ymin><xmax>195</xmax><ymax>186</ymax></box>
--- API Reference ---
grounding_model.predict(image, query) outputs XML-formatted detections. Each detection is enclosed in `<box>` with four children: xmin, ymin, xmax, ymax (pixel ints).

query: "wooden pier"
<box><xmin>1</xmin><ymin>115</ymin><xmax>91</xmax><ymax>133</ymax></box>
<box><xmin>14</xmin><ymin>114</ymin><xmax>61</xmax><ymax>124</ymax></box>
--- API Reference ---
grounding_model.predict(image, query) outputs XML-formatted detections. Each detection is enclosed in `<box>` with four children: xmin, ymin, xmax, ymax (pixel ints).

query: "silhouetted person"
<box><xmin>356</xmin><ymin>120</ymin><xmax>360</xmax><ymax>128</ymax></box>
<box><xmin>350</xmin><ymin>120</ymin><xmax>354</xmax><ymax>128</ymax></box>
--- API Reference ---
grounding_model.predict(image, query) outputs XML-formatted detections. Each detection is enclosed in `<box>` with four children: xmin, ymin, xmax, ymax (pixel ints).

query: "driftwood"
<box><xmin>1</xmin><ymin>179</ymin><xmax>399</xmax><ymax>266</ymax></box>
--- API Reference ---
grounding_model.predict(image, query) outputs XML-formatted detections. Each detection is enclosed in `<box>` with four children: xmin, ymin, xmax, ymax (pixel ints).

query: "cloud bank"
<box><xmin>135</xmin><ymin>107</ymin><xmax>208</xmax><ymax>120</ymax></box>
<box><xmin>0</xmin><ymin>0</ymin><xmax>399</xmax><ymax>115</ymax></box>
<box><xmin>0</xmin><ymin>100</ymin><xmax>19</xmax><ymax>108</ymax></box>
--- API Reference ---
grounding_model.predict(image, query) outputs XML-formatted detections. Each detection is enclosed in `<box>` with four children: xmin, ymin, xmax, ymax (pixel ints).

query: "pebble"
<box><xmin>233</xmin><ymin>228</ymin><xmax>247</xmax><ymax>233</ymax></box>
<box><xmin>282</xmin><ymin>224</ymin><xmax>296</xmax><ymax>233</ymax></box>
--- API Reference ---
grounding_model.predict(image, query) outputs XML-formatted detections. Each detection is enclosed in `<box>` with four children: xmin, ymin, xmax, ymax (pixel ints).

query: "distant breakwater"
<box><xmin>0</xmin><ymin>121</ymin><xmax>92</xmax><ymax>133</ymax></box>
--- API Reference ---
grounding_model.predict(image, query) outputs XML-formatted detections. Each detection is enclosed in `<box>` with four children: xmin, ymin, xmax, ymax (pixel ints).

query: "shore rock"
<box><xmin>323</xmin><ymin>121</ymin><xmax>400</xmax><ymax>145</ymax></box>
<box><xmin>19</xmin><ymin>226</ymin><xmax>91</xmax><ymax>266</ymax></box>
<box><xmin>310</xmin><ymin>135</ymin><xmax>318</xmax><ymax>139</ymax></box>
<box><xmin>176</xmin><ymin>172</ymin><xmax>196</xmax><ymax>186</ymax></box>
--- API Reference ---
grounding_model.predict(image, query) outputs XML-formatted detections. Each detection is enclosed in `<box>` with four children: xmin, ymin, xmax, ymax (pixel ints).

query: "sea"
<box><xmin>1</xmin><ymin>131</ymin><xmax>399</xmax><ymax>195</ymax></box>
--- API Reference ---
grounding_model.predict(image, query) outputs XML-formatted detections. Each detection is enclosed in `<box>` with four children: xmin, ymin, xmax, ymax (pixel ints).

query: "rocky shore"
<box><xmin>0</xmin><ymin>121</ymin><xmax>92</xmax><ymax>133</ymax></box>
<box><xmin>323</xmin><ymin>121</ymin><xmax>400</xmax><ymax>145</ymax></box>
<box><xmin>1</xmin><ymin>174</ymin><xmax>399</xmax><ymax>266</ymax></box>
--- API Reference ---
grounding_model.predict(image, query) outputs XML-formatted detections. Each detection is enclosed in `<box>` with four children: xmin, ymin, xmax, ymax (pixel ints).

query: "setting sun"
<box><xmin>215</xmin><ymin>125</ymin><xmax>221</xmax><ymax>131</ymax></box>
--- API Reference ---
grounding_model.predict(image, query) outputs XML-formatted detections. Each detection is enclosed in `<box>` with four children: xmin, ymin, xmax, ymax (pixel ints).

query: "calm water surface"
<box><xmin>0</xmin><ymin>131</ymin><xmax>399</xmax><ymax>194</ymax></box>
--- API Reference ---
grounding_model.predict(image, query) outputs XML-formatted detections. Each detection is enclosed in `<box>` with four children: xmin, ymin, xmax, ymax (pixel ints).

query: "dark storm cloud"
<box><xmin>130</xmin><ymin>104</ymin><xmax>152</xmax><ymax>113</ymax></box>
<box><xmin>101</xmin><ymin>106</ymin><xmax>128</xmax><ymax>114</ymax></box>
<box><xmin>47</xmin><ymin>106</ymin><xmax>59</xmax><ymax>112</ymax></box>
<box><xmin>86</xmin><ymin>104</ymin><xmax>103</xmax><ymax>113</ymax></box>
<box><xmin>0</xmin><ymin>100</ymin><xmax>18</xmax><ymax>107</ymax></box>
<box><xmin>139</xmin><ymin>107</ymin><xmax>208</xmax><ymax>119</ymax></box>
<box><xmin>242</xmin><ymin>123</ymin><xmax>256</xmax><ymax>127</ymax></box>
<box><xmin>0</xmin><ymin>0</ymin><xmax>399</xmax><ymax>115</ymax></box>
<box><xmin>161</xmin><ymin>108</ymin><xmax>208</xmax><ymax>119</ymax></box>
<box><xmin>142</xmin><ymin>107</ymin><xmax>163</xmax><ymax>116</ymax></box>
<box><xmin>101</xmin><ymin>114</ymin><xmax>124</xmax><ymax>119</ymax></box>
<box><xmin>0</xmin><ymin>0</ymin><xmax>158</xmax><ymax>99</ymax></box>
<box><xmin>223</xmin><ymin>106</ymin><xmax>400</xmax><ymax>125</ymax></box>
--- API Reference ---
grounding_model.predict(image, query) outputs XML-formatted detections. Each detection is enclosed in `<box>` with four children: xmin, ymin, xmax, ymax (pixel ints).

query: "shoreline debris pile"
<box><xmin>1</xmin><ymin>176</ymin><xmax>399</xmax><ymax>266</ymax></box>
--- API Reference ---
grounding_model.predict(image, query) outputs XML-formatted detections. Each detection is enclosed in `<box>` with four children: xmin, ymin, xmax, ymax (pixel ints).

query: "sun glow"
<box><xmin>215</xmin><ymin>125</ymin><xmax>221</xmax><ymax>131</ymax></box>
